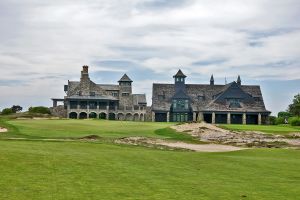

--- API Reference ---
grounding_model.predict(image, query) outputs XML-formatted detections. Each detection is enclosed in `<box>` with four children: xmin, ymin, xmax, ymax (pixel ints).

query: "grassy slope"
<box><xmin>219</xmin><ymin>124</ymin><xmax>300</xmax><ymax>135</ymax></box>
<box><xmin>1</xmin><ymin>119</ymin><xmax>203</xmax><ymax>143</ymax></box>
<box><xmin>0</xmin><ymin>140</ymin><xmax>299</xmax><ymax>200</ymax></box>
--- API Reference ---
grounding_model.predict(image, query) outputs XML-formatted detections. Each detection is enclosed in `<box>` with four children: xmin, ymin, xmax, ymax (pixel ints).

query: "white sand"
<box><xmin>0</xmin><ymin>127</ymin><xmax>8</xmax><ymax>133</ymax></box>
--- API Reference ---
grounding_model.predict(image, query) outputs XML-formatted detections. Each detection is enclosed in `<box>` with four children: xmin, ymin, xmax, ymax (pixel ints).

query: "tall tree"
<box><xmin>288</xmin><ymin>94</ymin><xmax>300</xmax><ymax>116</ymax></box>
<box><xmin>11</xmin><ymin>105</ymin><xmax>23</xmax><ymax>113</ymax></box>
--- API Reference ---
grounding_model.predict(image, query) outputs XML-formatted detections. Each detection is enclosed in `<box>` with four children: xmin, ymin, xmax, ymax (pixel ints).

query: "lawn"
<box><xmin>219</xmin><ymin>124</ymin><xmax>300</xmax><ymax>135</ymax></box>
<box><xmin>0</xmin><ymin>140</ymin><xmax>299</xmax><ymax>200</ymax></box>
<box><xmin>0</xmin><ymin>119</ymin><xmax>202</xmax><ymax>143</ymax></box>
<box><xmin>0</xmin><ymin>118</ymin><xmax>300</xmax><ymax>199</ymax></box>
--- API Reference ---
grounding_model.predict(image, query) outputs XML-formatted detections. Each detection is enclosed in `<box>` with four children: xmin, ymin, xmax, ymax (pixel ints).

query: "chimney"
<box><xmin>81</xmin><ymin>65</ymin><xmax>89</xmax><ymax>80</ymax></box>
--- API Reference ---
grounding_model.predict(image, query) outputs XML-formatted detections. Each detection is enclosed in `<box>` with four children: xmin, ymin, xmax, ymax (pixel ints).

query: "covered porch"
<box><xmin>195</xmin><ymin>111</ymin><xmax>269</xmax><ymax>125</ymax></box>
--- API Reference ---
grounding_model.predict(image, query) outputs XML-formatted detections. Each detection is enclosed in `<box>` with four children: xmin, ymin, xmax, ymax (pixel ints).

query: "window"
<box><xmin>78</xmin><ymin>91</ymin><xmax>82</xmax><ymax>96</ymax></box>
<box><xmin>112</xmin><ymin>92</ymin><xmax>119</xmax><ymax>97</ymax></box>
<box><xmin>80</xmin><ymin>101</ymin><xmax>87</xmax><ymax>109</ymax></box>
<box><xmin>173</xmin><ymin>113</ymin><xmax>188</xmax><ymax>122</ymax></box>
<box><xmin>198</xmin><ymin>95</ymin><xmax>205</xmax><ymax>101</ymax></box>
<box><xmin>173</xmin><ymin>99</ymin><xmax>189</xmax><ymax>110</ymax></box>
<box><xmin>90</xmin><ymin>92</ymin><xmax>95</xmax><ymax>96</ymax></box>
<box><xmin>121</xmin><ymin>82</ymin><xmax>131</xmax><ymax>86</ymax></box>
<box><xmin>158</xmin><ymin>95</ymin><xmax>165</xmax><ymax>100</ymax></box>
<box><xmin>70</xmin><ymin>101</ymin><xmax>77</xmax><ymax>109</ymax></box>
<box><xmin>122</xmin><ymin>93</ymin><xmax>129</xmax><ymax>96</ymax></box>
<box><xmin>227</xmin><ymin>98</ymin><xmax>241</xmax><ymax>108</ymax></box>
<box><xmin>89</xmin><ymin>101</ymin><xmax>97</xmax><ymax>109</ymax></box>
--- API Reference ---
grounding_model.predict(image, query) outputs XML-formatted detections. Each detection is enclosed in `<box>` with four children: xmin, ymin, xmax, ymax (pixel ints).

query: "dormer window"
<box><xmin>122</xmin><ymin>92</ymin><xmax>129</xmax><ymax>96</ymax></box>
<box><xmin>254</xmin><ymin>97</ymin><xmax>260</xmax><ymax>101</ymax></box>
<box><xmin>78</xmin><ymin>91</ymin><xmax>82</xmax><ymax>96</ymax></box>
<box><xmin>90</xmin><ymin>92</ymin><xmax>95</xmax><ymax>96</ymax></box>
<box><xmin>198</xmin><ymin>95</ymin><xmax>205</xmax><ymax>101</ymax></box>
<box><xmin>227</xmin><ymin>98</ymin><xmax>241</xmax><ymax>108</ymax></box>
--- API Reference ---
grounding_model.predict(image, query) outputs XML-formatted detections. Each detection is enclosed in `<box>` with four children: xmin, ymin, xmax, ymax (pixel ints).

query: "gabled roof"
<box><xmin>152</xmin><ymin>82</ymin><xmax>269</xmax><ymax>113</ymax></box>
<box><xmin>173</xmin><ymin>69</ymin><xmax>187</xmax><ymax>78</ymax></box>
<box><xmin>213</xmin><ymin>81</ymin><xmax>252</xmax><ymax>102</ymax></box>
<box><xmin>118</xmin><ymin>74</ymin><xmax>133</xmax><ymax>82</ymax></box>
<box><xmin>172</xmin><ymin>89</ymin><xmax>190</xmax><ymax>99</ymax></box>
<box><xmin>133</xmin><ymin>94</ymin><xmax>147</xmax><ymax>105</ymax></box>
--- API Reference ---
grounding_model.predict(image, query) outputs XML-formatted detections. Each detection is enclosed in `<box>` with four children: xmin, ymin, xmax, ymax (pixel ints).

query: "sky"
<box><xmin>0</xmin><ymin>0</ymin><xmax>299</xmax><ymax>115</ymax></box>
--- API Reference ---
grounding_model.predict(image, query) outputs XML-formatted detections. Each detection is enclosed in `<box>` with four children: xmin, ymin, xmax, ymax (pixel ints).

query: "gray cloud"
<box><xmin>0</xmin><ymin>0</ymin><xmax>299</xmax><ymax>113</ymax></box>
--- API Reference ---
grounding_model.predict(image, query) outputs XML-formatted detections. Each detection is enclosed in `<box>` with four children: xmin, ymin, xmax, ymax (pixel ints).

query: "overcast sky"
<box><xmin>0</xmin><ymin>0</ymin><xmax>300</xmax><ymax>115</ymax></box>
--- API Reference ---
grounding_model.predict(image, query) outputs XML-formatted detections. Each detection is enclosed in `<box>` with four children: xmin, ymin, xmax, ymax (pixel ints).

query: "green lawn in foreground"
<box><xmin>1</xmin><ymin>119</ymin><xmax>300</xmax><ymax>199</ymax></box>
<box><xmin>219</xmin><ymin>124</ymin><xmax>300</xmax><ymax>135</ymax></box>
<box><xmin>0</xmin><ymin>140</ymin><xmax>299</xmax><ymax>200</ymax></box>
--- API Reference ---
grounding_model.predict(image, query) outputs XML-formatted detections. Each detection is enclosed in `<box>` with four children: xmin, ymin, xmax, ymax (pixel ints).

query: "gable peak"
<box><xmin>173</xmin><ymin>69</ymin><xmax>187</xmax><ymax>78</ymax></box>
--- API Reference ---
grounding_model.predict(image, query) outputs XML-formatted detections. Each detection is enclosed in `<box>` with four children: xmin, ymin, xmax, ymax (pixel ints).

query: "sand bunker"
<box><xmin>115</xmin><ymin>137</ymin><xmax>245</xmax><ymax>152</ymax></box>
<box><xmin>156</xmin><ymin>142</ymin><xmax>245</xmax><ymax>152</ymax></box>
<box><xmin>0</xmin><ymin>127</ymin><xmax>8</xmax><ymax>133</ymax></box>
<box><xmin>171</xmin><ymin>122</ymin><xmax>300</xmax><ymax>148</ymax></box>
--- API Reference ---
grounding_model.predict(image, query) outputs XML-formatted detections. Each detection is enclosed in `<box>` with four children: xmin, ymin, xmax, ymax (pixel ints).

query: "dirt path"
<box><xmin>0</xmin><ymin>127</ymin><xmax>8</xmax><ymax>133</ymax></box>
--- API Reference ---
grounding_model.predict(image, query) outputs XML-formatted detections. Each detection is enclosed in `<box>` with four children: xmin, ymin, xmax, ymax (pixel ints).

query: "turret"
<box><xmin>210</xmin><ymin>74</ymin><xmax>214</xmax><ymax>86</ymax></box>
<box><xmin>118</xmin><ymin>74</ymin><xmax>133</xmax><ymax>101</ymax></box>
<box><xmin>237</xmin><ymin>75</ymin><xmax>241</xmax><ymax>86</ymax></box>
<box><xmin>173</xmin><ymin>69</ymin><xmax>186</xmax><ymax>93</ymax></box>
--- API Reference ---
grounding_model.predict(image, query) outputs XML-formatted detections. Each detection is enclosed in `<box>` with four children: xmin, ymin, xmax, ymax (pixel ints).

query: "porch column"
<box><xmin>258</xmin><ymin>113</ymin><xmax>262</xmax><ymax>125</ymax></box>
<box><xmin>96</xmin><ymin>102</ymin><xmax>99</xmax><ymax>112</ymax></box>
<box><xmin>167</xmin><ymin>112</ymin><xmax>170</xmax><ymax>122</ymax></box>
<box><xmin>67</xmin><ymin>101</ymin><xmax>70</xmax><ymax>111</ymax></box>
<box><xmin>77</xmin><ymin>101</ymin><xmax>80</xmax><ymax>110</ymax></box>
<box><xmin>243</xmin><ymin>113</ymin><xmax>246</xmax><ymax>125</ymax></box>
<box><xmin>212</xmin><ymin>112</ymin><xmax>216</xmax><ymax>124</ymax></box>
<box><xmin>106</xmin><ymin>102</ymin><xmax>109</xmax><ymax>120</ymax></box>
<box><xmin>193</xmin><ymin>112</ymin><xmax>197</xmax><ymax>121</ymax></box>
<box><xmin>227</xmin><ymin>113</ymin><xmax>231</xmax><ymax>124</ymax></box>
<box><xmin>152</xmin><ymin>112</ymin><xmax>155</xmax><ymax>122</ymax></box>
<box><xmin>198</xmin><ymin>112</ymin><xmax>204</xmax><ymax>122</ymax></box>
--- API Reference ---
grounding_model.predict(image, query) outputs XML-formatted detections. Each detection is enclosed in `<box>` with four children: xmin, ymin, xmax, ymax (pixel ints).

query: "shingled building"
<box><xmin>51</xmin><ymin>66</ymin><xmax>147</xmax><ymax>120</ymax></box>
<box><xmin>151</xmin><ymin>70</ymin><xmax>270</xmax><ymax>124</ymax></box>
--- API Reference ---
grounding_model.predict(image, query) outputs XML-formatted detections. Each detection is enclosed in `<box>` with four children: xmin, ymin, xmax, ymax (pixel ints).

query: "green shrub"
<box><xmin>268</xmin><ymin>116</ymin><xmax>277</xmax><ymax>125</ymax></box>
<box><xmin>275</xmin><ymin>117</ymin><xmax>285</xmax><ymax>125</ymax></box>
<box><xmin>288</xmin><ymin>117</ymin><xmax>300</xmax><ymax>126</ymax></box>
<box><xmin>1</xmin><ymin>108</ymin><xmax>14</xmax><ymax>115</ymax></box>
<box><xmin>278</xmin><ymin>111</ymin><xmax>292</xmax><ymax>119</ymax></box>
<box><xmin>28</xmin><ymin>106</ymin><xmax>51</xmax><ymax>114</ymax></box>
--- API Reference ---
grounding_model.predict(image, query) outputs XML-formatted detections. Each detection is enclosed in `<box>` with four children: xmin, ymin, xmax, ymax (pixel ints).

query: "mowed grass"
<box><xmin>0</xmin><ymin>140</ymin><xmax>300</xmax><ymax>200</ymax></box>
<box><xmin>1</xmin><ymin>119</ymin><xmax>202</xmax><ymax>143</ymax></box>
<box><xmin>219</xmin><ymin>124</ymin><xmax>300</xmax><ymax>135</ymax></box>
<box><xmin>1</xmin><ymin>119</ymin><xmax>300</xmax><ymax>199</ymax></box>
<box><xmin>4</xmin><ymin>119</ymin><xmax>174</xmax><ymax>139</ymax></box>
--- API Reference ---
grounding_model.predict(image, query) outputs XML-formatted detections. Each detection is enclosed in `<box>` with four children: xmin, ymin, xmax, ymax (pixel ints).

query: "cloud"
<box><xmin>0</xmin><ymin>0</ymin><xmax>299</xmax><ymax>113</ymax></box>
